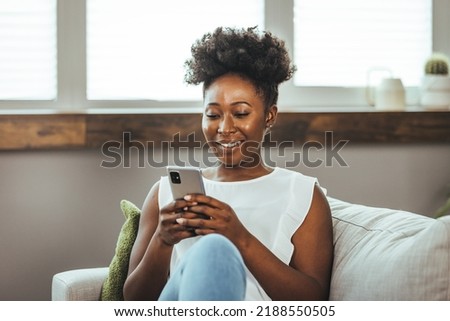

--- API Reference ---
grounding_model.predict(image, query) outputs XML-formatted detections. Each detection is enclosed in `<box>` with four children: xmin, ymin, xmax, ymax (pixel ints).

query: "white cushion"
<box><xmin>328</xmin><ymin>197</ymin><xmax>450</xmax><ymax>300</ymax></box>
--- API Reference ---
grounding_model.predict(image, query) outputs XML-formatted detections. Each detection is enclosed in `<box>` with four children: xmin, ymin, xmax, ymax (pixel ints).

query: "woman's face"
<box><xmin>202</xmin><ymin>73</ymin><xmax>277</xmax><ymax>168</ymax></box>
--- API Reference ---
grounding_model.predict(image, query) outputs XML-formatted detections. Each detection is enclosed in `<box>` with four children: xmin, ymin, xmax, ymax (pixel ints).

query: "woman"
<box><xmin>123</xmin><ymin>27</ymin><xmax>334</xmax><ymax>301</ymax></box>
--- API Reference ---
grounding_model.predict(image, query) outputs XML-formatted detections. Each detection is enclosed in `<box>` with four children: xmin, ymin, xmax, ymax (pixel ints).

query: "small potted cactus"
<box><xmin>420</xmin><ymin>52</ymin><xmax>450</xmax><ymax>109</ymax></box>
<box><xmin>425</xmin><ymin>53</ymin><xmax>449</xmax><ymax>75</ymax></box>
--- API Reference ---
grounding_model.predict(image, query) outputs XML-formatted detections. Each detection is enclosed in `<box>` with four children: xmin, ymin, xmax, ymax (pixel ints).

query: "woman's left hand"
<box><xmin>175</xmin><ymin>194</ymin><xmax>250</xmax><ymax>247</ymax></box>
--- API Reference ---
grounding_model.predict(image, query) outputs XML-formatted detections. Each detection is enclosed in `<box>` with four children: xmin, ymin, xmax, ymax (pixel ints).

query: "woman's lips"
<box><xmin>216</xmin><ymin>140</ymin><xmax>243</xmax><ymax>148</ymax></box>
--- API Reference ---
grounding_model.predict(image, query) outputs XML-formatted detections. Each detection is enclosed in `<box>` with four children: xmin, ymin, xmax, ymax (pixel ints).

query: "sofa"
<box><xmin>52</xmin><ymin>197</ymin><xmax>450</xmax><ymax>300</ymax></box>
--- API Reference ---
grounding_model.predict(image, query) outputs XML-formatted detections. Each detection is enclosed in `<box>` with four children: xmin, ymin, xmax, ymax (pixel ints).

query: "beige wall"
<box><xmin>1</xmin><ymin>143</ymin><xmax>449</xmax><ymax>300</ymax></box>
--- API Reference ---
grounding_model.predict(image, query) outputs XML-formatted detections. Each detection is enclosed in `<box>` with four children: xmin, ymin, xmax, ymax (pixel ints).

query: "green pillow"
<box><xmin>100</xmin><ymin>200</ymin><xmax>141</xmax><ymax>301</ymax></box>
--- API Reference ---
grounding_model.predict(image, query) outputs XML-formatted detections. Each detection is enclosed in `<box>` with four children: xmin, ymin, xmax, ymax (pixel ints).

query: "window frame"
<box><xmin>0</xmin><ymin>0</ymin><xmax>448</xmax><ymax>111</ymax></box>
<box><xmin>268</xmin><ymin>0</ymin><xmax>450</xmax><ymax>109</ymax></box>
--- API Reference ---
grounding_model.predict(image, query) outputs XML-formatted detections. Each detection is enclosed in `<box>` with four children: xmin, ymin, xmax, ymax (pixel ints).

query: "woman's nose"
<box><xmin>218</xmin><ymin>115</ymin><xmax>236</xmax><ymax>134</ymax></box>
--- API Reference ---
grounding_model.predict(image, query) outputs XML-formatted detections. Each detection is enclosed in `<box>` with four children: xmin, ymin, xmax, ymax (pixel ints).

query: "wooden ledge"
<box><xmin>0</xmin><ymin>110</ymin><xmax>449</xmax><ymax>150</ymax></box>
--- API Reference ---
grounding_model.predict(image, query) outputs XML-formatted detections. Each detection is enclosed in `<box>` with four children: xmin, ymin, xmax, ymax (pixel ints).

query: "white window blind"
<box><xmin>0</xmin><ymin>0</ymin><xmax>57</xmax><ymax>100</ymax></box>
<box><xmin>87</xmin><ymin>0</ymin><xmax>264</xmax><ymax>101</ymax></box>
<box><xmin>293</xmin><ymin>0</ymin><xmax>432</xmax><ymax>87</ymax></box>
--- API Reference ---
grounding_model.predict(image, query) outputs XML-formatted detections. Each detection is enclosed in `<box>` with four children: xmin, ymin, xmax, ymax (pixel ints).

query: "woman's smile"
<box><xmin>216</xmin><ymin>140</ymin><xmax>243</xmax><ymax>149</ymax></box>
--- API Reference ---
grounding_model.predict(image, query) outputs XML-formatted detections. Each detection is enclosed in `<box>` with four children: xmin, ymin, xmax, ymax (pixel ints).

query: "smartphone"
<box><xmin>166</xmin><ymin>166</ymin><xmax>205</xmax><ymax>200</ymax></box>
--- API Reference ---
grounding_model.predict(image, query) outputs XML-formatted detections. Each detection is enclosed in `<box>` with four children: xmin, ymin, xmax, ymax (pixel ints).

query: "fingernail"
<box><xmin>184</xmin><ymin>195</ymin><xmax>192</xmax><ymax>201</ymax></box>
<box><xmin>176</xmin><ymin>218</ymin><xmax>184</xmax><ymax>224</ymax></box>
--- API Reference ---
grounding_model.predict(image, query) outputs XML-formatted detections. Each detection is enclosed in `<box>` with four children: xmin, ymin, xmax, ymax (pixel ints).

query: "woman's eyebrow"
<box><xmin>205</xmin><ymin>102</ymin><xmax>220</xmax><ymax>107</ymax></box>
<box><xmin>204</xmin><ymin>100</ymin><xmax>253</xmax><ymax>108</ymax></box>
<box><xmin>230</xmin><ymin>101</ymin><xmax>252</xmax><ymax>107</ymax></box>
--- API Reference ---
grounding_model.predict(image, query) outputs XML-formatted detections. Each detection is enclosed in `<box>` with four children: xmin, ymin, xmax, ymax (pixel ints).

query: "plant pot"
<box><xmin>420</xmin><ymin>75</ymin><xmax>450</xmax><ymax>110</ymax></box>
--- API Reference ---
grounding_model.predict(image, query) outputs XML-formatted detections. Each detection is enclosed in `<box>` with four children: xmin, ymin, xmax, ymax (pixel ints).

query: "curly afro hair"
<box><xmin>184</xmin><ymin>26</ymin><xmax>296</xmax><ymax>110</ymax></box>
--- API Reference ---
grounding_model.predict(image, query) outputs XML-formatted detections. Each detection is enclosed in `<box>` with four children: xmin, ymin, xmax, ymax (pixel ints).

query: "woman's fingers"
<box><xmin>161</xmin><ymin>199</ymin><xmax>198</xmax><ymax>215</ymax></box>
<box><xmin>158</xmin><ymin>207</ymin><xmax>200</xmax><ymax>245</ymax></box>
<box><xmin>183</xmin><ymin>194</ymin><xmax>222</xmax><ymax>209</ymax></box>
<box><xmin>176</xmin><ymin>216</ymin><xmax>214</xmax><ymax>234</ymax></box>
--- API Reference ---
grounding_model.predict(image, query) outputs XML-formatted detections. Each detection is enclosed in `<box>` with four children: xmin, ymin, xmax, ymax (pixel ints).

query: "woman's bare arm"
<box><xmin>123</xmin><ymin>181</ymin><xmax>203</xmax><ymax>300</ymax></box>
<box><xmin>123</xmin><ymin>182</ymin><xmax>172</xmax><ymax>300</ymax></box>
<box><xmin>241</xmin><ymin>185</ymin><xmax>334</xmax><ymax>300</ymax></box>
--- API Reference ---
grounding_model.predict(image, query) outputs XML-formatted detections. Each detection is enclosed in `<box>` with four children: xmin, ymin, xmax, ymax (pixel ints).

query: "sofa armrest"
<box><xmin>52</xmin><ymin>267</ymin><xmax>109</xmax><ymax>301</ymax></box>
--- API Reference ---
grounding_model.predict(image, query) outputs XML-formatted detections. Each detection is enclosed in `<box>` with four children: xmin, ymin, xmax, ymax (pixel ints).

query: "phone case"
<box><xmin>166</xmin><ymin>166</ymin><xmax>205</xmax><ymax>200</ymax></box>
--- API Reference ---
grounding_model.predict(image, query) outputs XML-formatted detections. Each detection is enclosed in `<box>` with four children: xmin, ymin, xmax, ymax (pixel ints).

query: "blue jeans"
<box><xmin>158</xmin><ymin>234</ymin><xmax>247</xmax><ymax>301</ymax></box>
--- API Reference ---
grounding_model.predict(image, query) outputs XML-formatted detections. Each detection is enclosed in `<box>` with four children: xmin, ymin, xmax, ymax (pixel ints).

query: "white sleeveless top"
<box><xmin>158</xmin><ymin>167</ymin><xmax>321</xmax><ymax>300</ymax></box>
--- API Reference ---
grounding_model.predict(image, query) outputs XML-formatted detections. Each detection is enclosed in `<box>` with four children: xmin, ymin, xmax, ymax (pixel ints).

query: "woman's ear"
<box><xmin>265</xmin><ymin>105</ymin><xmax>278</xmax><ymax>129</ymax></box>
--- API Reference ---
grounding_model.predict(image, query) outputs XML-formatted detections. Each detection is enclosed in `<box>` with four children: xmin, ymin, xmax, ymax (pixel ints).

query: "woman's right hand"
<box><xmin>157</xmin><ymin>198</ymin><xmax>201</xmax><ymax>246</ymax></box>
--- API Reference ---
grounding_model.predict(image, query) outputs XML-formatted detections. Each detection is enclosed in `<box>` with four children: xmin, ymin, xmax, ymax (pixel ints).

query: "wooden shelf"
<box><xmin>1</xmin><ymin>110</ymin><xmax>449</xmax><ymax>150</ymax></box>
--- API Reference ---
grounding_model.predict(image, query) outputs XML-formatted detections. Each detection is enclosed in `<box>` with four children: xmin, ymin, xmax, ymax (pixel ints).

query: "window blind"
<box><xmin>87</xmin><ymin>0</ymin><xmax>264</xmax><ymax>101</ymax></box>
<box><xmin>0</xmin><ymin>0</ymin><xmax>57</xmax><ymax>100</ymax></box>
<box><xmin>293</xmin><ymin>0</ymin><xmax>432</xmax><ymax>87</ymax></box>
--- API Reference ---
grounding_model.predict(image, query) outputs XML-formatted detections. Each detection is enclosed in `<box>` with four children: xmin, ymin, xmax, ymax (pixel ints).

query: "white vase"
<box><xmin>420</xmin><ymin>75</ymin><xmax>450</xmax><ymax>110</ymax></box>
<box><xmin>374</xmin><ymin>78</ymin><xmax>405</xmax><ymax>111</ymax></box>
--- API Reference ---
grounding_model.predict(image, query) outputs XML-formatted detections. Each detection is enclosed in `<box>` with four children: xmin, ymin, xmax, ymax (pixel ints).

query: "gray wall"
<box><xmin>1</xmin><ymin>143</ymin><xmax>449</xmax><ymax>300</ymax></box>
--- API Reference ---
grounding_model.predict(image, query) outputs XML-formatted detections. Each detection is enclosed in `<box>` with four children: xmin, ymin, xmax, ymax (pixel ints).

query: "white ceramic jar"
<box><xmin>374</xmin><ymin>78</ymin><xmax>406</xmax><ymax>111</ymax></box>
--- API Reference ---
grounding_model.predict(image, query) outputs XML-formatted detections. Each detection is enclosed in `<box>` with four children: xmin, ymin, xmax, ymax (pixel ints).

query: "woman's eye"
<box><xmin>205</xmin><ymin>113</ymin><xmax>219</xmax><ymax>119</ymax></box>
<box><xmin>235</xmin><ymin>112</ymin><xmax>249</xmax><ymax>118</ymax></box>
